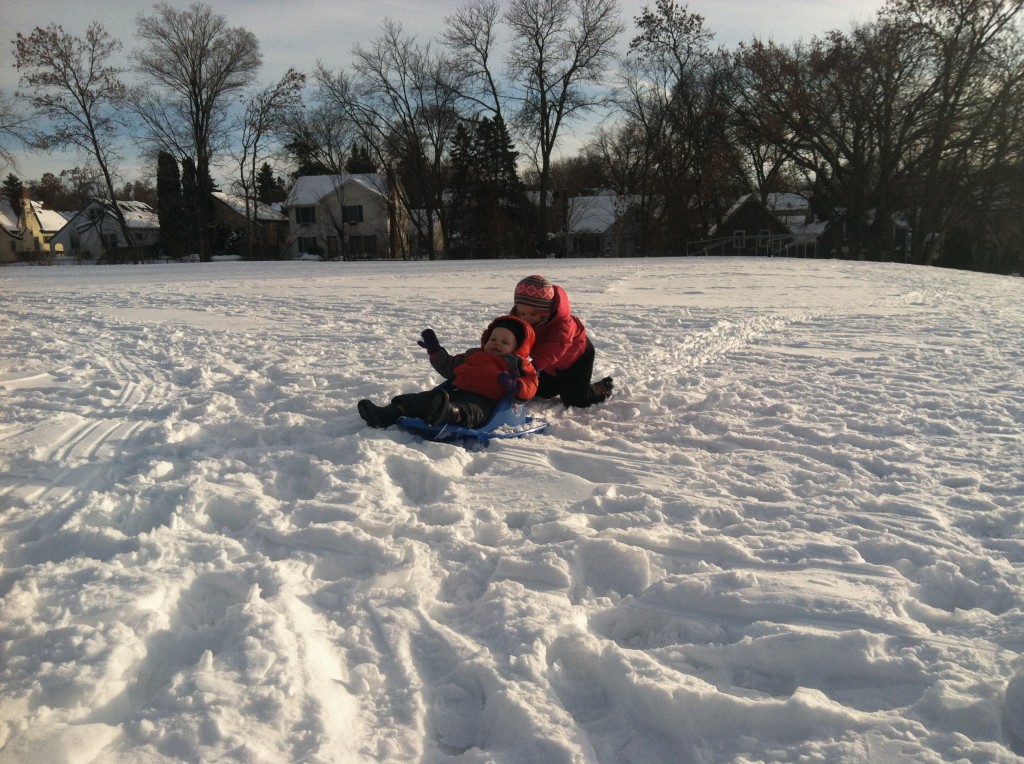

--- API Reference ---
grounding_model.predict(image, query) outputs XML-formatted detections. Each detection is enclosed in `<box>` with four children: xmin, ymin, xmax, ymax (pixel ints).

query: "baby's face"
<box><xmin>484</xmin><ymin>327</ymin><xmax>518</xmax><ymax>355</ymax></box>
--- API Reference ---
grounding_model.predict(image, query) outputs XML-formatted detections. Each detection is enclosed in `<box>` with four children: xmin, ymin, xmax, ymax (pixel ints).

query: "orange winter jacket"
<box><xmin>428</xmin><ymin>315</ymin><xmax>539</xmax><ymax>402</ymax></box>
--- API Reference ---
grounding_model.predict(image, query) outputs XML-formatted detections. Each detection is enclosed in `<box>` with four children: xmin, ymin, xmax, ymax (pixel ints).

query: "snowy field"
<box><xmin>1</xmin><ymin>257</ymin><xmax>1022</xmax><ymax>764</ymax></box>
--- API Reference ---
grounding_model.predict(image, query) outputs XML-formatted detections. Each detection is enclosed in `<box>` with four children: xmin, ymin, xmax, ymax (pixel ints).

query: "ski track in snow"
<box><xmin>0</xmin><ymin>258</ymin><xmax>1022</xmax><ymax>762</ymax></box>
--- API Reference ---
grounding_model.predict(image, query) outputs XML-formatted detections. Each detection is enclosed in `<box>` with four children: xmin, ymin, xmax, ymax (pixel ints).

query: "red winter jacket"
<box><xmin>511</xmin><ymin>284</ymin><xmax>588</xmax><ymax>374</ymax></box>
<box><xmin>429</xmin><ymin>315</ymin><xmax>539</xmax><ymax>402</ymax></box>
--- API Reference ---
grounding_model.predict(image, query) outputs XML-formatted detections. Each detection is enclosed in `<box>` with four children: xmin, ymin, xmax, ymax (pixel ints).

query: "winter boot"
<box><xmin>424</xmin><ymin>389</ymin><xmax>461</xmax><ymax>426</ymax></box>
<box><xmin>358</xmin><ymin>400</ymin><xmax>401</xmax><ymax>428</ymax></box>
<box><xmin>590</xmin><ymin>376</ymin><xmax>614</xmax><ymax>401</ymax></box>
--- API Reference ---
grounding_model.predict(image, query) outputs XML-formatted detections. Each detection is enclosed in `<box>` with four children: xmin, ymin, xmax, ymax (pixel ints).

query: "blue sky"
<box><xmin>2</xmin><ymin>0</ymin><xmax>886</xmax><ymax>185</ymax></box>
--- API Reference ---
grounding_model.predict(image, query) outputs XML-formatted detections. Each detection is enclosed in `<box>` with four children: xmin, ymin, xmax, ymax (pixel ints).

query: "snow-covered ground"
<box><xmin>1</xmin><ymin>257</ymin><xmax>1022</xmax><ymax>764</ymax></box>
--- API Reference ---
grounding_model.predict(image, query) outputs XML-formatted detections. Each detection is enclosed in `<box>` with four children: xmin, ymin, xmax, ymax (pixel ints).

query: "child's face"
<box><xmin>515</xmin><ymin>305</ymin><xmax>548</xmax><ymax>327</ymax></box>
<box><xmin>484</xmin><ymin>327</ymin><xmax>518</xmax><ymax>355</ymax></box>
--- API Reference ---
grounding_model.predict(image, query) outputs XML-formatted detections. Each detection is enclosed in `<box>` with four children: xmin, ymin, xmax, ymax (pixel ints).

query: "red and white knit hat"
<box><xmin>514</xmin><ymin>275</ymin><xmax>555</xmax><ymax>310</ymax></box>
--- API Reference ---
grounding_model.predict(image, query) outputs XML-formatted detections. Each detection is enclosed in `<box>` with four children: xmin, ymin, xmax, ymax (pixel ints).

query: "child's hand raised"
<box><xmin>418</xmin><ymin>329</ymin><xmax>442</xmax><ymax>354</ymax></box>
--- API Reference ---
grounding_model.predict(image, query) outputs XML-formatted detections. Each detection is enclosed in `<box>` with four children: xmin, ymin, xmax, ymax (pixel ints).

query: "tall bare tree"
<box><xmin>281</xmin><ymin>103</ymin><xmax>358</xmax><ymax>176</ymax></box>
<box><xmin>0</xmin><ymin>89</ymin><xmax>33</xmax><ymax>171</ymax></box>
<box><xmin>883</xmin><ymin>0</ymin><xmax>1024</xmax><ymax>267</ymax></box>
<box><xmin>605</xmin><ymin>1</ymin><xmax>739</xmax><ymax>253</ymax></box>
<box><xmin>443</xmin><ymin>0</ymin><xmax>506</xmax><ymax>119</ymax></box>
<box><xmin>503</xmin><ymin>0</ymin><xmax>624</xmax><ymax>252</ymax></box>
<box><xmin>233</xmin><ymin>69</ymin><xmax>305</xmax><ymax>259</ymax></box>
<box><xmin>735</xmin><ymin>0</ymin><xmax>1024</xmax><ymax>267</ymax></box>
<box><xmin>317</xmin><ymin>20</ymin><xmax>466</xmax><ymax>259</ymax></box>
<box><xmin>14</xmin><ymin>23</ymin><xmax>132</xmax><ymax>247</ymax></box>
<box><xmin>132</xmin><ymin>2</ymin><xmax>262</xmax><ymax>260</ymax></box>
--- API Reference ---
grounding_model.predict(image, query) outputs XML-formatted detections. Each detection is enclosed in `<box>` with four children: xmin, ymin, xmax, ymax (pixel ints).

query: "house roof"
<box><xmin>711</xmin><ymin>194</ymin><xmax>795</xmax><ymax>237</ymax></box>
<box><xmin>212</xmin><ymin>191</ymin><xmax>288</xmax><ymax>221</ymax></box>
<box><xmin>63</xmin><ymin>199</ymin><xmax>160</xmax><ymax>231</ymax></box>
<box><xmin>0</xmin><ymin>199</ymin><xmax>18</xmax><ymax>233</ymax></box>
<box><xmin>108</xmin><ymin>200</ymin><xmax>160</xmax><ymax>229</ymax></box>
<box><xmin>284</xmin><ymin>174</ymin><xmax>388</xmax><ymax>206</ymax></box>
<box><xmin>766</xmin><ymin>192</ymin><xmax>809</xmax><ymax>215</ymax></box>
<box><xmin>718</xmin><ymin>193</ymin><xmax>757</xmax><ymax>222</ymax></box>
<box><xmin>31</xmin><ymin>202</ymin><xmax>69</xmax><ymax>233</ymax></box>
<box><xmin>567</xmin><ymin>193</ymin><xmax>644</xmax><ymax>234</ymax></box>
<box><xmin>0</xmin><ymin>198</ymin><xmax>69</xmax><ymax>233</ymax></box>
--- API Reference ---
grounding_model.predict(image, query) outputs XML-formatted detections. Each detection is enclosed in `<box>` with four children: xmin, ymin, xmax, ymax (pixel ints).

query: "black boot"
<box><xmin>590</xmin><ymin>376</ymin><xmax>614</xmax><ymax>402</ymax></box>
<box><xmin>358</xmin><ymin>400</ymin><xmax>401</xmax><ymax>428</ymax></box>
<box><xmin>424</xmin><ymin>389</ymin><xmax>460</xmax><ymax>426</ymax></box>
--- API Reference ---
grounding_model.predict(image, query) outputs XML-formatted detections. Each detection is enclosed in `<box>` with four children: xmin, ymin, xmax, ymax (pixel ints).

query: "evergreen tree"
<box><xmin>285</xmin><ymin>137</ymin><xmax>333</xmax><ymax>177</ymax></box>
<box><xmin>446</xmin><ymin>124</ymin><xmax>475</xmax><ymax>256</ymax></box>
<box><xmin>3</xmin><ymin>173</ymin><xmax>22</xmax><ymax>212</ymax></box>
<box><xmin>180</xmin><ymin>156</ymin><xmax>202</xmax><ymax>257</ymax></box>
<box><xmin>157</xmin><ymin>152</ymin><xmax>189</xmax><ymax>259</ymax></box>
<box><xmin>255</xmin><ymin>163</ymin><xmax>287</xmax><ymax>204</ymax></box>
<box><xmin>345</xmin><ymin>143</ymin><xmax>376</xmax><ymax>174</ymax></box>
<box><xmin>448</xmin><ymin>117</ymin><xmax>530</xmax><ymax>258</ymax></box>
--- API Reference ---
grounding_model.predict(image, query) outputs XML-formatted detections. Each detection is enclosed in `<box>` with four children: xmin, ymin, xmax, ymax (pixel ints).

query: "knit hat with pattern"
<box><xmin>513</xmin><ymin>275</ymin><xmax>555</xmax><ymax>310</ymax></box>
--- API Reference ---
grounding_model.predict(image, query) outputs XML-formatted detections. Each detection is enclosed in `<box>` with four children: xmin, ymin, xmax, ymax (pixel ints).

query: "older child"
<box><xmin>509</xmin><ymin>274</ymin><xmax>613</xmax><ymax>408</ymax></box>
<box><xmin>358</xmin><ymin>315</ymin><xmax>538</xmax><ymax>429</ymax></box>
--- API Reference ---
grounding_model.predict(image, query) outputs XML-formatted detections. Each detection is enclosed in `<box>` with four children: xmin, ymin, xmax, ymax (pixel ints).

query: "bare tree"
<box><xmin>735</xmin><ymin>0</ymin><xmax>1024</xmax><ymax>268</ymax></box>
<box><xmin>13</xmin><ymin>23</ymin><xmax>132</xmax><ymax>247</ymax></box>
<box><xmin>132</xmin><ymin>2</ymin><xmax>262</xmax><ymax>260</ymax></box>
<box><xmin>443</xmin><ymin>0</ymin><xmax>506</xmax><ymax>119</ymax></box>
<box><xmin>0</xmin><ymin>89</ymin><xmax>33</xmax><ymax>171</ymax></box>
<box><xmin>606</xmin><ymin>1</ymin><xmax>738</xmax><ymax>253</ymax></box>
<box><xmin>503</xmin><ymin>0</ymin><xmax>624</xmax><ymax>252</ymax></box>
<box><xmin>317</xmin><ymin>20</ymin><xmax>466</xmax><ymax>259</ymax></box>
<box><xmin>281</xmin><ymin>103</ymin><xmax>358</xmax><ymax>176</ymax></box>
<box><xmin>884</xmin><ymin>0</ymin><xmax>1024</xmax><ymax>267</ymax></box>
<box><xmin>233</xmin><ymin>69</ymin><xmax>305</xmax><ymax>259</ymax></box>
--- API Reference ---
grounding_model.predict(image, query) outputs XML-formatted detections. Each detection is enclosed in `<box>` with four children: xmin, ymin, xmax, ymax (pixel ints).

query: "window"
<box><xmin>733</xmin><ymin>230</ymin><xmax>745</xmax><ymax>250</ymax></box>
<box><xmin>341</xmin><ymin>205</ymin><xmax>363</xmax><ymax>223</ymax></box>
<box><xmin>295</xmin><ymin>206</ymin><xmax>316</xmax><ymax>225</ymax></box>
<box><xmin>298</xmin><ymin>236</ymin><xmax>319</xmax><ymax>254</ymax></box>
<box><xmin>349</xmin><ymin>235</ymin><xmax>376</xmax><ymax>256</ymax></box>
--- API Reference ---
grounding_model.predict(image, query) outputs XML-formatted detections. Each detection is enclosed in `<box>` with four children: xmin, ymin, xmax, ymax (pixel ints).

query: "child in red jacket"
<box><xmin>510</xmin><ymin>275</ymin><xmax>613</xmax><ymax>408</ymax></box>
<box><xmin>358</xmin><ymin>315</ymin><xmax>538</xmax><ymax>429</ymax></box>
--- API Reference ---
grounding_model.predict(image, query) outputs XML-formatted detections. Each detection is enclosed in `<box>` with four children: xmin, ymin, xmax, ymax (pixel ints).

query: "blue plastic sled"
<box><xmin>396</xmin><ymin>386</ymin><xmax>549</xmax><ymax>445</ymax></box>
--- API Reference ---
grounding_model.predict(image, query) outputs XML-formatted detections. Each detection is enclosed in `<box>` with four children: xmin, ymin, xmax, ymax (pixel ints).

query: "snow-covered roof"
<box><xmin>111</xmin><ymin>200</ymin><xmax>159</xmax><ymax>229</ymax></box>
<box><xmin>567</xmin><ymin>194</ymin><xmax>643</xmax><ymax>234</ymax></box>
<box><xmin>213</xmin><ymin>191</ymin><xmax>288</xmax><ymax>222</ymax></box>
<box><xmin>31</xmin><ymin>202</ymin><xmax>69</xmax><ymax>233</ymax></box>
<box><xmin>766</xmin><ymin>192</ymin><xmax>809</xmax><ymax>214</ymax></box>
<box><xmin>284</xmin><ymin>174</ymin><xmax>388</xmax><ymax>206</ymax></box>
<box><xmin>0</xmin><ymin>198</ymin><xmax>69</xmax><ymax>233</ymax></box>
<box><xmin>64</xmin><ymin>199</ymin><xmax>160</xmax><ymax>231</ymax></box>
<box><xmin>788</xmin><ymin>219</ymin><xmax>829</xmax><ymax>243</ymax></box>
<box><xmin>0</xmin><ymin>199</ymin><xmax>18</xmax><ymax>233</ymax></box>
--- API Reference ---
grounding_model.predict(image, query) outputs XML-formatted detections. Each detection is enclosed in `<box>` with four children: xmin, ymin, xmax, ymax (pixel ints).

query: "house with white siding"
<box><xmin>281</xmin><ymin>174</ymin><xmax>409</xmax><ymax>260</ymax></box>
<box><xmin>49</xmin><ymin>199</ymin><xmax>160</xmax><ymax>261</ymax></box>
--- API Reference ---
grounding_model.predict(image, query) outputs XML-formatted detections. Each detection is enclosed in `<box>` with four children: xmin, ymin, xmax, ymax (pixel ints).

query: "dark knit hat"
<box><xmin>514</xmin><ymin>275</ymin><xmax>555</xmax><ymax>310</ymax></box>
<box><xmin>489</xmin><ymin>317</ymin><xmax>527</xmax><ymax>349</ymax></box>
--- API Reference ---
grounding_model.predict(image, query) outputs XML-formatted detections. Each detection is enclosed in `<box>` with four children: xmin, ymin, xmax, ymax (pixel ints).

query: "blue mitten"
<box><xmin>418</xmin><ymin>329</ymin><xmax>441</xmax><ymax>354</ymax></box>
<box><xmin>497</xmin><ymin>372</ymin><xmax>519</xmax><ymax>398</ymax></box>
